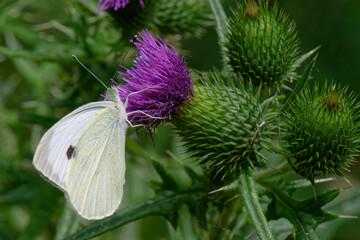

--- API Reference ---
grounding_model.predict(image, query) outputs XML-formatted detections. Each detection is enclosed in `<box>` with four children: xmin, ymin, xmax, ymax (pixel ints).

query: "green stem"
<box><xmin>63</xmin><ymin>189</ymin><xmax>205</xmax><ymax>240</ymax></box>
<box><xmin>239</xmin><ymin>167</ymin><xmax>274</xmax><ymax>240</ymax></box>
<box><xmin>208</xmin><ymin>0</ymin><xmax>230</xmax><ymax>71</ymax></box>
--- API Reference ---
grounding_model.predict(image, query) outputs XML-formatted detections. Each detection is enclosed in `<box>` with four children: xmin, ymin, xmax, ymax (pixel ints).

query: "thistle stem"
<box><xmin>239</xmin><ymin>166</ymin><xmax>274</xmax><ymax>240</ymax></box>
<box><xmin>208</xmin><ymin>0</ymin><xmax>230</xmax><ymax>72</ymax></box>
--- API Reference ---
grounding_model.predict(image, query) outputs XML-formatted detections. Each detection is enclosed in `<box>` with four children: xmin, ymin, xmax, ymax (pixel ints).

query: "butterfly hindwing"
<box><xmin>66</xmin><ymin>106</ymin><xmax>128</xmax><ymax>220</ymax></box>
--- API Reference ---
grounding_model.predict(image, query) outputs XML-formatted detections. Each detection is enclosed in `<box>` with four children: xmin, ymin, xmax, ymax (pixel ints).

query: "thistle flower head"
<box><xmin>283</xmin><ymin>82</ymin><xmax>360</xmax><ymax>182</ymax></box>
<box><xmin>173</xmin><ymin>71</ymin><xmax>280</xmax><ymax>185</ymax></box>
<box><xmin>225</xmin><ymin>1</ymin><xmax>300</xmax><ymax>91</ymax></box>
<box><xmin>98</xmin><ymin>0</ymin><xmax>144</xmax><ymax>11</ymax></box>
<box><xmin>117</xmin><ymin>30</ymin><xmax>193</xmax><ymax>128</ymax></box>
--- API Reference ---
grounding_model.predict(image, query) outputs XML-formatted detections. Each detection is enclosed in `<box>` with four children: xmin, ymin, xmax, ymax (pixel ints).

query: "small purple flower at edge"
<box><xmin>98</xmin><ymin>0</ymin><xmax>144</xmax><ymax>11</ymax></box>
<box><xmin>117</xmin><ymin>30</ymin><xmax>193</xmax><ymax>129</ymax></box>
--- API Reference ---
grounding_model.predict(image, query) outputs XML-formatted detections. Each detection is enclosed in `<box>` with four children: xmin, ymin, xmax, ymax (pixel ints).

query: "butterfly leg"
<box><xmin>124</xmin><ymin>87</ymin><xmax>153</xmax><ymax>109</ymax></box>
<box><xmin>126</xmin><ymin>110</ymin><xmax>167</xmax><ymax>120</ymax></box>
<box><xmin>126</xmin><ymin>120</ymin><xmax>146</xmax><ymax>128</ymax></box>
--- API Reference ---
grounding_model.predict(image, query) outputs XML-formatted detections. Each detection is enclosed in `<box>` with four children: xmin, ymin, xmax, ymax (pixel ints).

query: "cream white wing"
<box><xmin>33</xmin><ymin>101</ymin><xmax>115</xmax><ymax>191</ymax></box>
<box><xmin>66</xmin><ymin>106</ymin><xmax>128</xmax><ymax>220</ymax></box>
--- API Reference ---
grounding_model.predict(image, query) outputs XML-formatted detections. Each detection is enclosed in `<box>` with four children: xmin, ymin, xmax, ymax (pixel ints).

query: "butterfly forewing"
<box><xmin>33</xmin><ymin>101</ymin><xmax>115</xmax><ymax>191</ymax></box>
<box><xmin>66</xmin><ymin>106</ymin><xmax>128</xmax><ymax>220</ymax></box>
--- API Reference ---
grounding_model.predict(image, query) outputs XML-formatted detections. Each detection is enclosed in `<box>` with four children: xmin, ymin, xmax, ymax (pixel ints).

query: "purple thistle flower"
<box><xmin>98</xmin><ymin>0</ymin><xmax>144</xmax><ymax>11</ymax></box>
<box><xmin>117</xmin><ymin>30</ymin><xmax>193</xmax><ymax>128</ymax></box>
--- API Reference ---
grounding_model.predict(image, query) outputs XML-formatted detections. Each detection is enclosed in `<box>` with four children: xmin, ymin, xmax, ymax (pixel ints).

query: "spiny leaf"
<box><xmin>266</xmin><ymin>186</ymin><xmax>340</xmax><ymax>240</ymax></box>
<box><xmin>281</xmin><ymin>54</ymin><xmax>318</xmax><ymax>112</ymax></box>
<box><xmin>184</xmin><ymin>166</ymin><xmax>205</xmax><ymax>186</ymax></box>
<box><xmin>152</xmin><ymin>160</ymin><xmax>179</xmax><ymax>191</ymax></box>
<box><xmin>208</xmin><ymin>0</ymin><xmax>229</xmax><ymax>71</ymax></box>
<box><xmin>288</xmin><ymin>46</ymin><xmax>320</xmax><ymax>76</ymax></box>
<box><xmin>184</xmin><ymin>192</ymin><xmax>208</xmax><ymax>230</ymax></box>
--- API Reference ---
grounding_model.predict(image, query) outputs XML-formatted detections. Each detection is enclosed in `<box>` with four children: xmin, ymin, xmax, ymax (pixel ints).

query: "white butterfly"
<box><xmin>33</xmin><ymin>87</ymin><xmax>129</xmax><ymax>220</ymax></box>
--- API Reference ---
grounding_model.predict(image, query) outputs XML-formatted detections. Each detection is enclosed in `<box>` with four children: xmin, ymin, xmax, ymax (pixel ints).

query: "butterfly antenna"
<box><xmin>112</xmin><ymin>35</ymin><xmax>137</xmax><ymax>81</ymax></box>
<box><xmin>72</xmin><ymin>55</ymin><xmax>108</xmax><ymax>89</ymax></box>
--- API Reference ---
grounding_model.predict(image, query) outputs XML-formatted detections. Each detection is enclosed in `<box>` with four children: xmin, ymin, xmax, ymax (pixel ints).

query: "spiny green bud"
<box><xmin>109</xmin><ymin>0</ymin><xmax>156</xmax><ymax>39</ymax></box>
<box><xmin>225</xmin><ymin>0</ymin><xmax>300</xmax><ymax>90</ymax></box>
<box><xmin>173</xmin><ymin>71</ymin><xmax>279</xmax><ymax>185</ymax></box>
<box><xmin>283</xmin><ymin>83</ymin><xmax>360</xmax><ymax>182</ymax></box>
<box><xmin>110</xmin><ymin>0</ymin><xmax>212</xmax><ymax>39</ymax></box>
<box><xmin>153</xmin><ymin>0</ymin><xmax>212</xmax><ymax>38</ymax></box>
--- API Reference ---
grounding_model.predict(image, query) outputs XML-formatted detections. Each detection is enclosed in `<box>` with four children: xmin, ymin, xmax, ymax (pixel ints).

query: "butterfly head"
<box><xmin>105</xmin><ymin>87</ymin><xmax>125</xmax><ymax>109</ymax></box>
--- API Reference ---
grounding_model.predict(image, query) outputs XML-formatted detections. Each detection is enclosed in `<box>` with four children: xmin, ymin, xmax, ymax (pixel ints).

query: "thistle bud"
<box><xmin>107</xmin><ymin>0</ymin><xmax>211</xmax><ymax>39</ymax></box>
<box><xmin>173</xmin><ymin>72</ymin><xmax>279</xmax><ymax>184</ymax></box>
<box><xmin>225</xmin><ymin>0</ymin><xmax>300</xmax><ymax>90</ymax></box>
<box><xmin>283</xmin><ymin>83</ymin><xmax>360</xmax><ymax>182</ymax></box>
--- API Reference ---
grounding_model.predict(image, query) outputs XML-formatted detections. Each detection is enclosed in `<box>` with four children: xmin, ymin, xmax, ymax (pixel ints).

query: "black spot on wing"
<box><xmin>66</xmin><ymin>145</ymin><xmax>75</xmax><ymax>160</ymax></box>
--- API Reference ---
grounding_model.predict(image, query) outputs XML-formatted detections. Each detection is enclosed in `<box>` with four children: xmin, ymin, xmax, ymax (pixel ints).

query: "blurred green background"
<box><xmin>0</xmin><ymin>0</ymin><xmax>359</xmax><ymax>239</ymax></box>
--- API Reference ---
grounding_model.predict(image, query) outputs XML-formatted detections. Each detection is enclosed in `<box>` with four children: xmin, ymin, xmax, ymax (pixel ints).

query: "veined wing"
<box><xmin>33</xmin><ymin>101</ymin><xmax>115</xmax><ymax>191</ymax></box>
<box><xmin>66</xmin><ymin>106</ymin><xmax>128</xmax><ymax>220</ymax></box>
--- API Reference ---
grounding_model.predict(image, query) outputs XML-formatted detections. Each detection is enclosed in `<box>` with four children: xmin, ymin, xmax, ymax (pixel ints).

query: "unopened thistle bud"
<box><xmin>283</xmin><ymin>83</ymin><xmax>360</xmax><ymax>182</ymax></box>
<box><xmin>173</xmin><ymin>71</ymin><xmax>279</xmax><ymax>184</ymax></box>
<box><xmin>107</xmin><ymin>0</ymin><xmax>212</xmax><ymax>39</ymax></box>
<box><xmin>225</xmin><ymin>0</ymin><xmax>300</xmax><ymax>90</ymax></box>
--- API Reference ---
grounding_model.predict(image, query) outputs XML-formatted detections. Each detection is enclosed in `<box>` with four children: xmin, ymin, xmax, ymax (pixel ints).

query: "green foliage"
<box><xmin>265</xmin><ymin>182</ymin><xmax>340</xmax><ymax>240</ymax></box>
<box><xmin>225</xmin><ymin>0</ymin><xmax>300</xmax><ymax>90</ymax></box>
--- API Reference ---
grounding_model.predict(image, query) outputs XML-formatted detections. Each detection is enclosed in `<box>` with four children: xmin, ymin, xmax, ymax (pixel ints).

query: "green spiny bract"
<box><xmin>283</xmin><ymin>83</ymin><xmax>360</xmax><ymax>182</ymax></box>
<box><xmin>225</xmin><ymin>0</ymin><xmax>300</xmax><ymax>91</ymax></box>
<box><xmin>110</xmin><ymin>0</ymin><xmax>212</xmax><ymax>39</ymax></box>
<box><xmin>173</xmin><ymin>71</ymin><xmax>279</xmax><ymax>185</ymax></box>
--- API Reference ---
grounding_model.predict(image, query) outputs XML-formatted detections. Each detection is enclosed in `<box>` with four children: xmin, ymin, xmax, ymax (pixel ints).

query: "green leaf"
<box><xmin>152</xmin><ymin>160</ymin><xmax>179</xmax><ymax>191</ymax></box>
<box><xmin>184</xmin><ymin>166</ymin><xmax>205</xmax><ymax>186</ymax></box>
<box><xmin>184</xmin><ymin>193</ymin><xmax>208</xmax><ymax>230</ymax></box>
<box><xmin>288</xmin><ymin>46</ymin><xmax>320</xmax><ymax>77</ymax></box>
<box><xmin>282</xmin><ymin>54</ymin><xmax>318</xmax><ymax>112</ymax></box>
<box><xmin>208</xmin><ymin>0</ymin><xmax>229</xmax><ymax>71</ymax></box>
<box><xmin>282</xmin><ymin>179</ymin><xmax>312</xmax><ymax>194</ymax></box>
<box><xmin>266</xmin><ymin>187</ymin><xmax>340</xmax><ymax>240</ymax></box>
